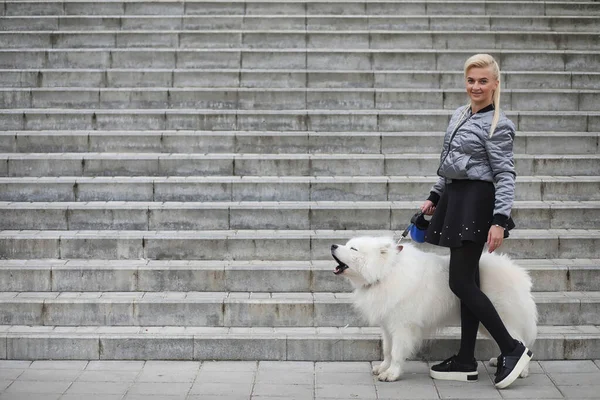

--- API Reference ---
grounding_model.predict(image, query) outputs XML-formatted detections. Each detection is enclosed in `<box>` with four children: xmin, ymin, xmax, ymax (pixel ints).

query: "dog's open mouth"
<box><xmin>332</xmin><ymin>254</ymin><xmax>349</xmax><ymax>275</ymax></box>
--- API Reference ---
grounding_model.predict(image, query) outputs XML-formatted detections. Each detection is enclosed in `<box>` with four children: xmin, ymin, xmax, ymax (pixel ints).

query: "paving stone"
<box><xmin>126</xmin><ymin>382</ymin><xmax>192</xmax><ymax>396</ymax></box>
<box><xmin>316</xmin><ymin>372</ymin><xmax>374</xmax><ymax>386</ymax></box>
<box><xmin>137</xmin><ymin>370</ymin><xmax>197</xmax><ymax>383</ymax></box>
<box><xmin>64</xmin><ymin>381</ymin><xmax>130</xmax><ymax>395</ymax></box>
<box><xmin>188</xmin><ymin>382</ymin><xmax>253</xmax><ymax>396</ymax></box>
<box><xmin>76</xmin><ymin>370</ymin><xmax>139</xmax><ymax>383</ymax></box>
<box><xmin>377</xmin><ymin>383</ymin><xmax>440</xmax><ymax>400</ymax></box>
<box><xmin>61</xmin><ymin>395</ymin><xmax>124</xmax><ymax>400</ymax></box>
<box><xmin>253</xmin><ymin>383</ymin><xmax>314</xmax><ymax>398</ymax></box>
<box><xmin>256</xmin><ymin>370</ymin><xmax>314</xmax><ymax>386</ymax></box>
<box><xmin>0</xmin><ymin>361</ymin><xmax>30</xmax><ymax>369</ymax></box>
<box><xmin>187</xmin><ymin>396</ymin><xmax>249</xmax><ymax>400</ymax></box>
<box><xmin>541</xmin><ymin>360</ymin><xmax>600</xmax><ymax>374</ymax></box>
<box><xmin>548</xmin><ymin>372</ymin><xmax>600</xmax><ymax>386</ymax></box>
<box><xmin>201</xmin><ymin>361</ymin><xmax>257</xmax><ymax>372</ymax></box>
<box><xmin>16</xmin><ymin>368</ymin><xmax>81</xmax><ymax>381</ymax></box>
<box><xmin>316</xmin><ymin>383</ymin><xmax>377</xmax><ymax>399</ymax></box>
<box><xmin>2</xmin><ymin>380</ymin><xmax>70</xmax><ymax>394</ymax></box>
<box><xmin>555</xmin><ymin>385</ymin><xmax>600</xmax><ymax>399</ymax></box>
<box><xmin>123</xmin><ymin>395</ymin><xmax>185</xmax><ymax>400</ymax></box>
<box><xmin>0</xmin><ymin>370</ymin><xmax>23</xmax><ymax>381</ymax></box>
<box><xmin>433</xmin><ymin>380</ymin><xmax>502</xmax><ymax>399</ymax></box>
<box><xmin>0</xmin><ymin>394</ymin><xmax>61</xmax><ymax>400</ymax></box>
<box><xmin>496</xmin><ymin>373</ymin><xmax>564</xmax><ymax>399</ymax></box>
<box><xmin>195</xmin><ymin>370</ymin><xmax>254</xmax><ymax>384</ymax></box>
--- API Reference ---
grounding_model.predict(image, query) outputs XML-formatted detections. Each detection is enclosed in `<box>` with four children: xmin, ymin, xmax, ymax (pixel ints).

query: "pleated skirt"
<box><xmin>424</xmin><ymin>179</ymin><xmax>496</xmax><ymax>248</ymax></box>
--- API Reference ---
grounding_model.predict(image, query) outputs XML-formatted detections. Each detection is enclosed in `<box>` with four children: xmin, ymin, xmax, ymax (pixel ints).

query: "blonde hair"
<box><xmin>463</xmin><ymin>54</ymin><xmax>501</xmax><ymax>137</ymax></box>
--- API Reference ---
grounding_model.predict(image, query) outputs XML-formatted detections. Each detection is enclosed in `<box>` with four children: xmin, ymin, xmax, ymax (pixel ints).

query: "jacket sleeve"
<box><xmin>428</xmin><ymin>176</ymin><xmax>445</xmax><ymax>205</ymax></box>
<box><xmin>485</xmin><ymin>120</ymin><xmax>517</xmax><ymax>226</ymax></box>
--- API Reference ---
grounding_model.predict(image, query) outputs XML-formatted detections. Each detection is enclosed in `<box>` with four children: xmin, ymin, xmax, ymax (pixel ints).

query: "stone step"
<box><xmin>2</xmin><ymin>15</ymin><xmax>600</xmax><ymax>32</ymax></box>
<box><xmin>0</xmin><ymin>109</ymin><xmax>598</xmax><ymax>132</ymax></box>
<box><xmin>2</xmin><ymin>69</ymin><xmax>598</xmax><ymax>89</ymax></box>
<box><xmin>2</xmin><ymin>88</ymin><xmax>599</xmax><ymax>111</ymax></box>
<box><xmin>1</xmin><ymin>200</ymin><xmax>596</xmax><ymax>231</ymax></box>
<box><xmin>2</xmin><ymin>30</ymin><xmax>599</xmax><ymax>50</ymax></box>
<box><xmin>1</xmin><ymin>258</ymin><xmax>598</xmax><ymax>293</ymax></box>
<box><xmin>1</xmin><ymin>49</ymin><xmax>598</xmax><ymax>71</ymax></box>
<box><xmin>0</xmin><ymin>291</ymin><xmax>596</xmax><ymax>327</ymax></box>
<box><xmin>2</xmin><ymin>130</ymin><xmax>598</xmax><ymax>155</ymax></box>
<box><xmin>1</xmin><ymin>176</ymin><xmax>598</xmax><ymax>202</ymax></box>
<box><xmin>0</xmin><ymin>229</ymin><xmax>598</xmax><ymax>260</ymax></box>
<box><xmin>3</xmin><ymin>153</ymin><xmax>600</xmax><ymax>177</ymax></box>
<box><xmin>0</xmin><ymin>325</ymin><xmax>597</xmax><ymax>361</ymax></box>
<box><xmin>3</xmin><ymin>1</ymin><xmax>600</xmax><ymax>17</ymax></box>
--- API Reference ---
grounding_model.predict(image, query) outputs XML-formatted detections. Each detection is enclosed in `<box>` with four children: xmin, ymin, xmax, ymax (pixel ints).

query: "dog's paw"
<box><xmin>372</xmin><ymin>362</ymin><xmax>389</xmax><ymax>375</ymax></box>
<box><xmin>377</xmin><ymin>367</ymin><xmax>402</xmax><ymax>382</ymax></box>
<box><xmin>488</xmin><ymin>357</ymin><xmax>498</xmax><ymax>367</ymax></box>
<box><xmin>519</xmin><ymin>365</ymin><xmax>529</xmax><ymax>378</ymax></box>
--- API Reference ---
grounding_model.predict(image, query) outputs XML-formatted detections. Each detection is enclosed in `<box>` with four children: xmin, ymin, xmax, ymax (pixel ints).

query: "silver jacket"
<box><xmin>431</xmin><ymin>105</ymin><xmax>516</xmax><ymax>219</ymax></box>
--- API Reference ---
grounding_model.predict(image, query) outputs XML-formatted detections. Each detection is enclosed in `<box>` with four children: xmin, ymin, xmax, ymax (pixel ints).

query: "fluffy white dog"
<box><xmin>331</xmin><ymin>236</ymin><xmax>537</xmax><ymax>382</ymax></box>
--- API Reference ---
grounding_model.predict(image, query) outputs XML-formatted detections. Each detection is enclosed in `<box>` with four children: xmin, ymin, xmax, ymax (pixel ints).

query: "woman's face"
<box><xmin>465</xmin><ymin>66</ymin><xmax>499</xmax><ymax>107</ymax></box>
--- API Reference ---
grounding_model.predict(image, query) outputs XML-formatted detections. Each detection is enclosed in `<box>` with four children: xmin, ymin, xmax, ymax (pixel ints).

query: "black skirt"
<box><xmin>424</xmin><ymin>179</ymin><xmax>499</xmax><ymax>248</ymax></box>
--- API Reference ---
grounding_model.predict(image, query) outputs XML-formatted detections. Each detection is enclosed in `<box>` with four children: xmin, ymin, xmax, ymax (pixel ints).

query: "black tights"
<box><xmin>450</xmin><ymin>241</ymin><xmax>516</xmax><ymax>362</ymax></box>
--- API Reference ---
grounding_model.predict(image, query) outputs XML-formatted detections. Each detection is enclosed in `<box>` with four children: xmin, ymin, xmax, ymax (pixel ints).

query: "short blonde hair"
<box><xmin>464</xmin><ymin>54</ymin><xmax>501</xmax><ymax>137</ymax></box>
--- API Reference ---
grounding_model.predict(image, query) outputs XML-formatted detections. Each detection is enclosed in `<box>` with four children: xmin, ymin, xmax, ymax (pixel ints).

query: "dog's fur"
<box><xmin>331</xmin><ymin>236</ymin><xmax>537</xmax><ymax>382</ymax></box>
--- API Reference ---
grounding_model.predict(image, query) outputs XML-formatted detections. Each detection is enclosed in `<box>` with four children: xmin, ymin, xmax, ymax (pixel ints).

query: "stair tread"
<box><xmin>1</xmin><ymin>175</ymin><xmax>598</xmax><ymax>182</ymax></box>
<box><xmin>0</xmin><ymin>291</ymin><xmax>598</xmax><ymax>301</ymax></box>
<box><xmin>1</xmin><ymin>109</ymin><xmax>598</xmax><ymax>119</ymax></box>
<box><xmin>3</xmin><ymin>130</ymin><xmax>598</xmax><ymax>135</ymax></box>
<box><xmin>2</xmin><ymin>200</ymin><xmax>599</xmax><ymax>208</ymax></box>
<box><xmin>1</xmin><ymin>258</ymin><xmax>598</xmax><ymax>267</ymax></box>
<box><xmin>5</xmin><ymin>87</ymin><xmax>600</xmax><ymax>92</ymax></box>
<box><xmin>4</xmin><ymin>48</ymin><xmax>600</xmax><ymax>53</ymax></box>
<box><xmin>3</xmin><ymin>153</ymin><xmax>599</xmax><ymax>159</ymax></box>
<box><xmin>3</xmin><ymin>68</ymin><xmax>599</xmax><ymax>74</ymax></box>
<box><xmin>4</xmin><ymin>29</ymin><xmax>600</xmax><ymax>34</ymax></box>
<box><xmin>1</xmin><ymin>325</ymin><xmax>597</xmax><ymax>338</ymax></box>
<box><xmin>1</xmin><ymin>228</ymin><xmax>599</xmax><ymax>236</ymax></box>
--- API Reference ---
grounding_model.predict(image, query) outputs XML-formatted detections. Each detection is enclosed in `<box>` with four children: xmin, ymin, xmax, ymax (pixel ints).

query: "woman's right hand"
<box><xmin>421</xmin><ymin>200</ymin><xmax>436</xmax><ymax>215</ymax></box>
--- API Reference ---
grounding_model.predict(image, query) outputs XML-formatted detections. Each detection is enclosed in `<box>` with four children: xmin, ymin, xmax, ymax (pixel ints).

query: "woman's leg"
<box><xmin>449</xmin><ymin>241</ymin><xmax>516</xmax><ymax>355</ymax></box>
<box><xmin>455</xmin><ymin>267</ymin><xmax>480</xmax><ymax>363</ymax></box>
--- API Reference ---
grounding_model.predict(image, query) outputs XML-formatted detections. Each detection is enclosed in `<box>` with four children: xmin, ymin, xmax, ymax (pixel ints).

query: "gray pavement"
<box><xmin>0</xmin><ymin>360</ymin><xmax>598</xmax><ymax>399</ymax></box>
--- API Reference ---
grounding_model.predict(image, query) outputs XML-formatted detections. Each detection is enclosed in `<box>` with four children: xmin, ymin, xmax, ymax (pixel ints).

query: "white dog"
<box><xmin>331</xmin><ymin>236</ymin><xmax>537</xmax><ymax>382</ymax></box>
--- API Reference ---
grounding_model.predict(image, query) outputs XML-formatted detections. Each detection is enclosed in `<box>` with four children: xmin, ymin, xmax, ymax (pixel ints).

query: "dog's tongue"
<box><xmin>333</xmin><ymin>263</ymin><xmax>348</xmax><ymax>275</ymax></box>
<box><xmin>331</xmin><ymin>254</ymin><xmax>349</xmax><ymax>275</ymax></box>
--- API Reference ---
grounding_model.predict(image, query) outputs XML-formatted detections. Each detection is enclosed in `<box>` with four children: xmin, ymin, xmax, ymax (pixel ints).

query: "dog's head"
<box><xmin>331</xmin><ymin>236</ymin><xmax>403</xmax><ymax>287</ymax></box>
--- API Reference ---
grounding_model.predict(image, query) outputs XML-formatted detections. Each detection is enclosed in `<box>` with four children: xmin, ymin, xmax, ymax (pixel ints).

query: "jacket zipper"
<box><xmin>437</xmin><ymin>110</ymin><xmax>473</xmax><ymax>176</ymax></box>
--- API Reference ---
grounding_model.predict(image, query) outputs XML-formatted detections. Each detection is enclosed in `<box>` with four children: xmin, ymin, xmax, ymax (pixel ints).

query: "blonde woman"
<box><xmin>420</xmin><ymin>54</ymin><xmax>531</xmax><ymax>389</ymax></box>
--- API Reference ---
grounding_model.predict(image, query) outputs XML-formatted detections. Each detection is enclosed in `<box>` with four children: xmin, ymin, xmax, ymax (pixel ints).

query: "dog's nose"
<box><xmin>331</xmin><ymin>244</ymin><xmax>338</xmax><ymax>250</ymax></box>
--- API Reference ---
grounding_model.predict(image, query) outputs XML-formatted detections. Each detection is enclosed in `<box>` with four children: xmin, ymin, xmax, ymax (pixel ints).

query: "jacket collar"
<box><xmin>471</xmin><ymin>103</ymin><xmax>495</xmax><ymax>115</ymax></box>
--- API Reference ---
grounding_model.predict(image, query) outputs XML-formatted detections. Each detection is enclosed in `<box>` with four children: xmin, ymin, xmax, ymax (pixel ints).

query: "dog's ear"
<box><xmin>380</xmin><ymin>242</ymin><xmax>393</xmax><ymax>254</ymax></box>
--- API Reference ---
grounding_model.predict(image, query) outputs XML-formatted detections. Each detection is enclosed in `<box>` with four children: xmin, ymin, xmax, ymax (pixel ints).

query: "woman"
<box><xmin>420</xmin><ymin>54</ymin><xmax>532</xmax><ymax>389</ymax></box>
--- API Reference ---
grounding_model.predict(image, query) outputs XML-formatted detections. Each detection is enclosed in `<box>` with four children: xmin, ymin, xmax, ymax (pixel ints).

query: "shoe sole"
<box><xmin>494</xmin><ymin>348</ymin><xmax>533</xmax><ymax>389</ymax></box>
<box><xmin>430</xmin><ymin>369</ymin><xmax>478</xmax><ymax>382</ymax></box>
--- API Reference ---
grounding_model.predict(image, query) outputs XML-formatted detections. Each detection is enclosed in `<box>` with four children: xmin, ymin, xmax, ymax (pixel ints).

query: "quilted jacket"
<box><xmin>428</xmin><ymin>104</ymin><xmax>516</xmax><ymax>226</ymax></box>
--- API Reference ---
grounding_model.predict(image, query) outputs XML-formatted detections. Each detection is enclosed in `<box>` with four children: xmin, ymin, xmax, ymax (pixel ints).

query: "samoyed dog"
<box><xmin>331</xmin><ymin>236</ymin><xmax>537</xmax><ymax>382</ymax></box>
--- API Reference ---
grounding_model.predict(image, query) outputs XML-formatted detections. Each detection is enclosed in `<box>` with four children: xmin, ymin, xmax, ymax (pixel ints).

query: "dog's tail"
<box><xmin>479</xmin><ymin>252</ymin><xmax>538</xmax><ymax>349</ymax></box>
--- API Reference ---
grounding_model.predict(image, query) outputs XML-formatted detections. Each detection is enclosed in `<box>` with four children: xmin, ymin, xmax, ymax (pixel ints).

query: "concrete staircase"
<box><xmin>0</xmin><ymin>0</ymin><xmax>599</xmax><ymax>361</ymax></box>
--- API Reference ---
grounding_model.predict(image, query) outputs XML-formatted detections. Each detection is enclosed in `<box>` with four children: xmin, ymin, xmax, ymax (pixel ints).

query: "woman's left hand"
<box><xmin>487</xmin><ymin>225</ymin><xmax>505</xmax><ymax>253</ymax></box>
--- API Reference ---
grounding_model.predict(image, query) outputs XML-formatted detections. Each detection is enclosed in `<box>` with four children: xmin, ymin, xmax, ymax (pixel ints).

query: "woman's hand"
<box><xmin>487</xmin><ymin>225</ymin><xmax>505</xmax><ymax>253</ymax></box>
<box><xmin>420</xmin><ymin>200</ymin><xmax>436</xmax><ymax>215</ymax></box>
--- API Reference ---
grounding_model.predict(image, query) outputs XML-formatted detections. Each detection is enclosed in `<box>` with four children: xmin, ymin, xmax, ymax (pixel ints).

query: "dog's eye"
<box><xmin>350</xmin><ymin>247</ymin><xmax>358</xmax><ymax>251</ymax></box>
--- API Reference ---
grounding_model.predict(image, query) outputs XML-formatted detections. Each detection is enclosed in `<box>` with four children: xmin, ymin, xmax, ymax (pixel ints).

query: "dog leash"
<box><xmin>396</xmin><ymin>210</ymin><xmax>427</xmax><ymax>246</ymax></box>
<box><xmin>396</xmin><ymin>224</ymin><xmax>412</xmax><ymax>246</ymax></box>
